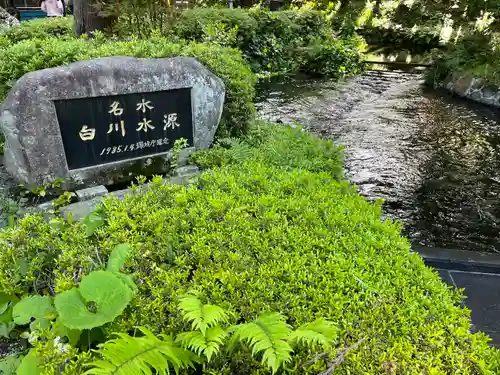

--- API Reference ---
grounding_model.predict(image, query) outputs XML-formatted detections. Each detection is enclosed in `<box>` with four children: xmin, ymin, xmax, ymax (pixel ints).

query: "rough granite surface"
<box><xmin>0</xmin><ymin>56</ymin><xmax>225</xmax><ymax>189</ymax></box>
<box><xmin>0</xmin><ymin>7</ymin><xmax>19</xmax><ymax>27</ymax></box>
<box><xmin>442</xmin><ymin>73</ymin><xmax>500</xmax><ymax>108</ymax></box>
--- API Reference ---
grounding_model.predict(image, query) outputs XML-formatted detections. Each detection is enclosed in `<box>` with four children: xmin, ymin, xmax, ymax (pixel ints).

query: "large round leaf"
<box><xmin>54</xmin><ymin>271</ymin><xmax>133</xmax><ymax>330</ymax></box>
<box><xmin>12</xmin><ymin>296</ymin><xmax>55</xmax><ymax>325</ymax></box>
<box><xmin>17</xmin><ymin>350</ymin><xmax>40</xmax><ymax>375</ymax></box>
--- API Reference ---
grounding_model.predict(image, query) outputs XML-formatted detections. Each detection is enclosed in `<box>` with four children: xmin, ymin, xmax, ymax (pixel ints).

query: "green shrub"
<box><xmin>0</xmin><ymin>35</ymin><xmax>255</xmax><ymax>136</ymax></box>
<box><xmin>0</xmin><ymin>16</ymin><xmax>74</xmax><ymax>47</ymax></box>
<box><xmin>429</xmin><ymin>31</ymin><xmax>500</xmax><ymax>86</ymax></box>
<box><xmin>172</xmin><ymin>8</ymin><xmax>365</xmax><ymax>76</ymax></box>
<box><xmin>294</xmin><ymin>35</ymin><xmax>365</xmax><ymax>77</ymax></box>
<box><xmin>0</xmin><ymin>124</ymin><xmax>499</xmax><ymax>373</ymax></box>
<box><xmin>357</xmin><ymin>25</ymin><xmax>442</xmax><ymax>55</ymax></box>
<box><xmin>172</xmin><ymin>7</ymin><xmax>257</xmax><ymax>41</ymax></box>
<box><xmin>173</xmin><ymin>8</ymin><xmax>327</xmax><ymax>47</ymax></box>
<box><xmin>191</xmin><ymin>122</ymin><xmax>344</xmax><ymax>178</ymax></box>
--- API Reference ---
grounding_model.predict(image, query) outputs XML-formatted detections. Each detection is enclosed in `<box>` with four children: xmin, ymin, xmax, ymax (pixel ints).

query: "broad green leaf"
<box><xmin>0</xmin><ymin>322</ymin><xmax>15</xmax><ymax>338</ymax></box>
<box><xmin>82</xmin><ymin>211</ymin><xmax>105</xmax><ymax>237</ymax></box>
<box><xmin>0</xmin><ymin>293</ymin><xmax>17</xmax><ymax>315</ymax></box>
<box><xmin>0</xmin><ymin>355</ymin><xmax>22</xmax><ymax>375</ymax></box>
<box><xmin>106</xmin><ymin>244</ymin><xmax>131</xmax><ymax>272</ymax></box>
<box><xmin>0</xmin><ymin>302</ymin><xmax>9</xmax><ymax>316</ymax></box>
<box><xmin>30</xmin><ymin>317</ymin><xmax>52</xmax><ymax>332</ymax></box>
<box><xmin>0</xmin><ymin>304</ymin><xmax>14</xmax><ymax>324</ymax></box>
<box><xmin>112</xmin><ymin>273</ymin><xmax>137</xmax><ymax>294</ymax></box>
<box><xmin>54</xmin><ymin>271</ymin><xmax>133</xmax><ymax>330</ymax></box>
<box><xmin>16</xmin><ymin>350</ymin><xmax>40</xmax><ymax>375</ymax></box>
<box><xmin>53</xmin><ymin>319</ymin><xmax>81</xmax><ymax>346</ymax></box>
<box><xmin>12</xmin><ymin>296</ymin><xmax>55</xmax><ymax>326</ymax></box>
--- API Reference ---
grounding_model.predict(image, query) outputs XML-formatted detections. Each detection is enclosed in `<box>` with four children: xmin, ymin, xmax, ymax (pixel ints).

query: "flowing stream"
<box><xmin>256</xmin><ymin>71</ymin><xmax>500</xmax><ymax>253</ymax></box>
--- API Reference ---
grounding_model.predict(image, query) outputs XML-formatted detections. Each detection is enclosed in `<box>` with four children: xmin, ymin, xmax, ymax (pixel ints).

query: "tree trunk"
<box><xmin>73</xmin><ymin>0</ymin><xmax>117</xmax><ymax>37</ymax></box>
<box><xmin>338</xmin><ymin>0</ymin><xmax>350</xmax><ymax>14</ymax></box>
<box><xmin>74</xmin><ymin>0</ymin><xmax>91</xmax><ymax>37</ymax></box>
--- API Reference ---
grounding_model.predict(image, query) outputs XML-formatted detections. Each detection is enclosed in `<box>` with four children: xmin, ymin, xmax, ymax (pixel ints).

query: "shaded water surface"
<box><xmin>256</xmin><ymin>71</ymin><xmax>500</xmax><ymax>252</ymax></box>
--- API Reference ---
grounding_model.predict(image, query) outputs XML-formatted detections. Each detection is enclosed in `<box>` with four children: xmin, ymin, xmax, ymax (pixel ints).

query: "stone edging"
<box><xmin>440</xmin><ymin>73</ymin><xmax>500</xmax><ymax>108</ymax></box>
<box><xmin>415</xmin><ymin>246</ymin><xmax>500</xmax><ymax>274</ymax></box>
<box><xmin>20</xmin><ymin>165</ymin><xmax>200</xmax><ymax>221</ymax></box>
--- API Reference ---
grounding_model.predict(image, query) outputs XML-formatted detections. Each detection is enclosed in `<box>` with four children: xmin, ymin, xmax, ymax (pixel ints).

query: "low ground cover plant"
<box><xmin>0</xmin><ymin>123</ymin><xmax>498</xmax><ymax>374</ymax></box>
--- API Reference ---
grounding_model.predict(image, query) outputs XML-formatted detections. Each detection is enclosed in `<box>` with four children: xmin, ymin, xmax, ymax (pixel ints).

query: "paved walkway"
<box><xmin>415</xmin><ymin>247</ymin><xmax>500</xmax><ymax>347</ymax></box>
<box><xmin>437</xmin><ymin>268</ymin><xmax>500</xmax><ymax>347</ymax></box>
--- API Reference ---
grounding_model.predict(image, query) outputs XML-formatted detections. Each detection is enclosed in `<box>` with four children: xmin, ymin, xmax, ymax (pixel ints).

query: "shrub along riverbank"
<box><xmin>0</xmin><ymin>9</ymin><xmax>366</xmax><ymax>81</ymax></box>
<box><xmin>0</xmin><ymin>123</ymin><xmax>499</xmax><ymax>374</ymax></box>
<box><xmin>170</xmin><ymin>8</ymin><xmax>366</xmax><ymax>77</ymax></box>
<box><xmin>1</xmin><ymin>9</ymin><xmax>499</xmax><ymax>375</ymax></box>
<box><xmin>430</xmin><ymin>32</ymin><xmax>500</xmax><ymax>87</ymax></box>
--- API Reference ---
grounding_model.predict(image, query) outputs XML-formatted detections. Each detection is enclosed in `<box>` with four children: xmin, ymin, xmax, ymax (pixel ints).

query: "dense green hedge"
<box><xmin>171</xmin><ymin>8</ymin><xmax>366</xmax><ymax>76</ymax></box>
<box><xmin>0</xmin><ymin>36</ymin><xmax>255</xmax><ymax>136</ymax></box>
<box><xmin>173</xmin><ymin>8</ymin><xmax>326</xmax><ymax>43</ymax></box>
<box><xmin>0</xmin><ymin>124</ymin><xmax>499</xmax><ymax>373</ymax></box>
<box><xmin>1</xmin><ymin>9</ymin><xmax>365</xmax><ymax>78</ymax></box>
<box><xmin>0</xmin><ymin>16</ymin><xmax>74</xmax><ymax>48</ymax></box>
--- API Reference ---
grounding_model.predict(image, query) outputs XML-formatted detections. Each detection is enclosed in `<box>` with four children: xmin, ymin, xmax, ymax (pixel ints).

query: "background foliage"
<box><xmin>1</xmin><ymin>1</ymin><xmax>500</xmax><ymax>372</ymax></box>
<box><xmin>119</xmin><ymin>8</ymin><xmax>367</xmax><ymax>76</ymax></box>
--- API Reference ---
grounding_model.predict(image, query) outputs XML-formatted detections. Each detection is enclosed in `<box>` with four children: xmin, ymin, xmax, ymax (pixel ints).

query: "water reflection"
<box><xmin>256</xmin><ymin>71</ymin><xmax>500</xmax><ymax>252</ymax></box>
<box><xmin>410</xmin><ymin>91</ymin><xmax>500</xmax><ymax>252</ymax></box>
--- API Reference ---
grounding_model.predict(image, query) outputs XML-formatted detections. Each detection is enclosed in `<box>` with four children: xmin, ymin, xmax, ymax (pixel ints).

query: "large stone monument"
<box><xmin>0</xmin><ymin>56</ymin><xmax>225</xmax><ymax>189</ymax></box>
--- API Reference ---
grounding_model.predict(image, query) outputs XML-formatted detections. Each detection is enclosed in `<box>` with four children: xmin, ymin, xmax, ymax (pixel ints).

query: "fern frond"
<box><xmin>287</xmin><ymin>318</ymin><xmax>337</xmax><ymax>350</ymax></box>
<box><xmin>84</xmin><ymin>327</ymin><xmax>197</xmax><ymax>375</ymax></box>
<box><xmin>218</xmin><ymin>137</ymin><xmax>252</xmax><ymax>163</ymax></box>
<box><xmin>178</xmin><ymin>295</ymin><xmax>230</xmax><ymax>336</ymax></box>
<box><xmin>230</xmin><ymin>312</ymin><xmax>293</xmax><ymax>374</ymax></box>
<box><xmin>176</xmin><ymin>326</ymin><xmax>227</xmax><ymax>362</ymax></box>
<box><xmin>218</xmin><ymin>137</ymin><xmax>241</xmax><ymax>148</ymax></box>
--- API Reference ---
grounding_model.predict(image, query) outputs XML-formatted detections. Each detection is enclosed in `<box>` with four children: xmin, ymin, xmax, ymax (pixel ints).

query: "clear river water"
<box><xmin>255</xmin><ymin>70</ymin><xmax>500</xmax><ymax>253</ymax></box>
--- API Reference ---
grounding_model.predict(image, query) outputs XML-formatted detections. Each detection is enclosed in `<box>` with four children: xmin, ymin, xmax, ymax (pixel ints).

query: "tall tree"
<box><xmin>73</xmin><ymin>0</ymin><xmax>91</xmax><ymax>37</ymax></box>
<box><xmin>73</xmin><ymin>0</ymin><xmax>117</xmax><ymax>37</ymax></box>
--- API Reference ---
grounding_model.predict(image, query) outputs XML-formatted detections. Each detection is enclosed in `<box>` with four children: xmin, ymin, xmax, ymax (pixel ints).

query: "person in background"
<box><xmin>40</xmin><ymin>0</ymin><xmax>64</xmax><ymax>17</ymax></box>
